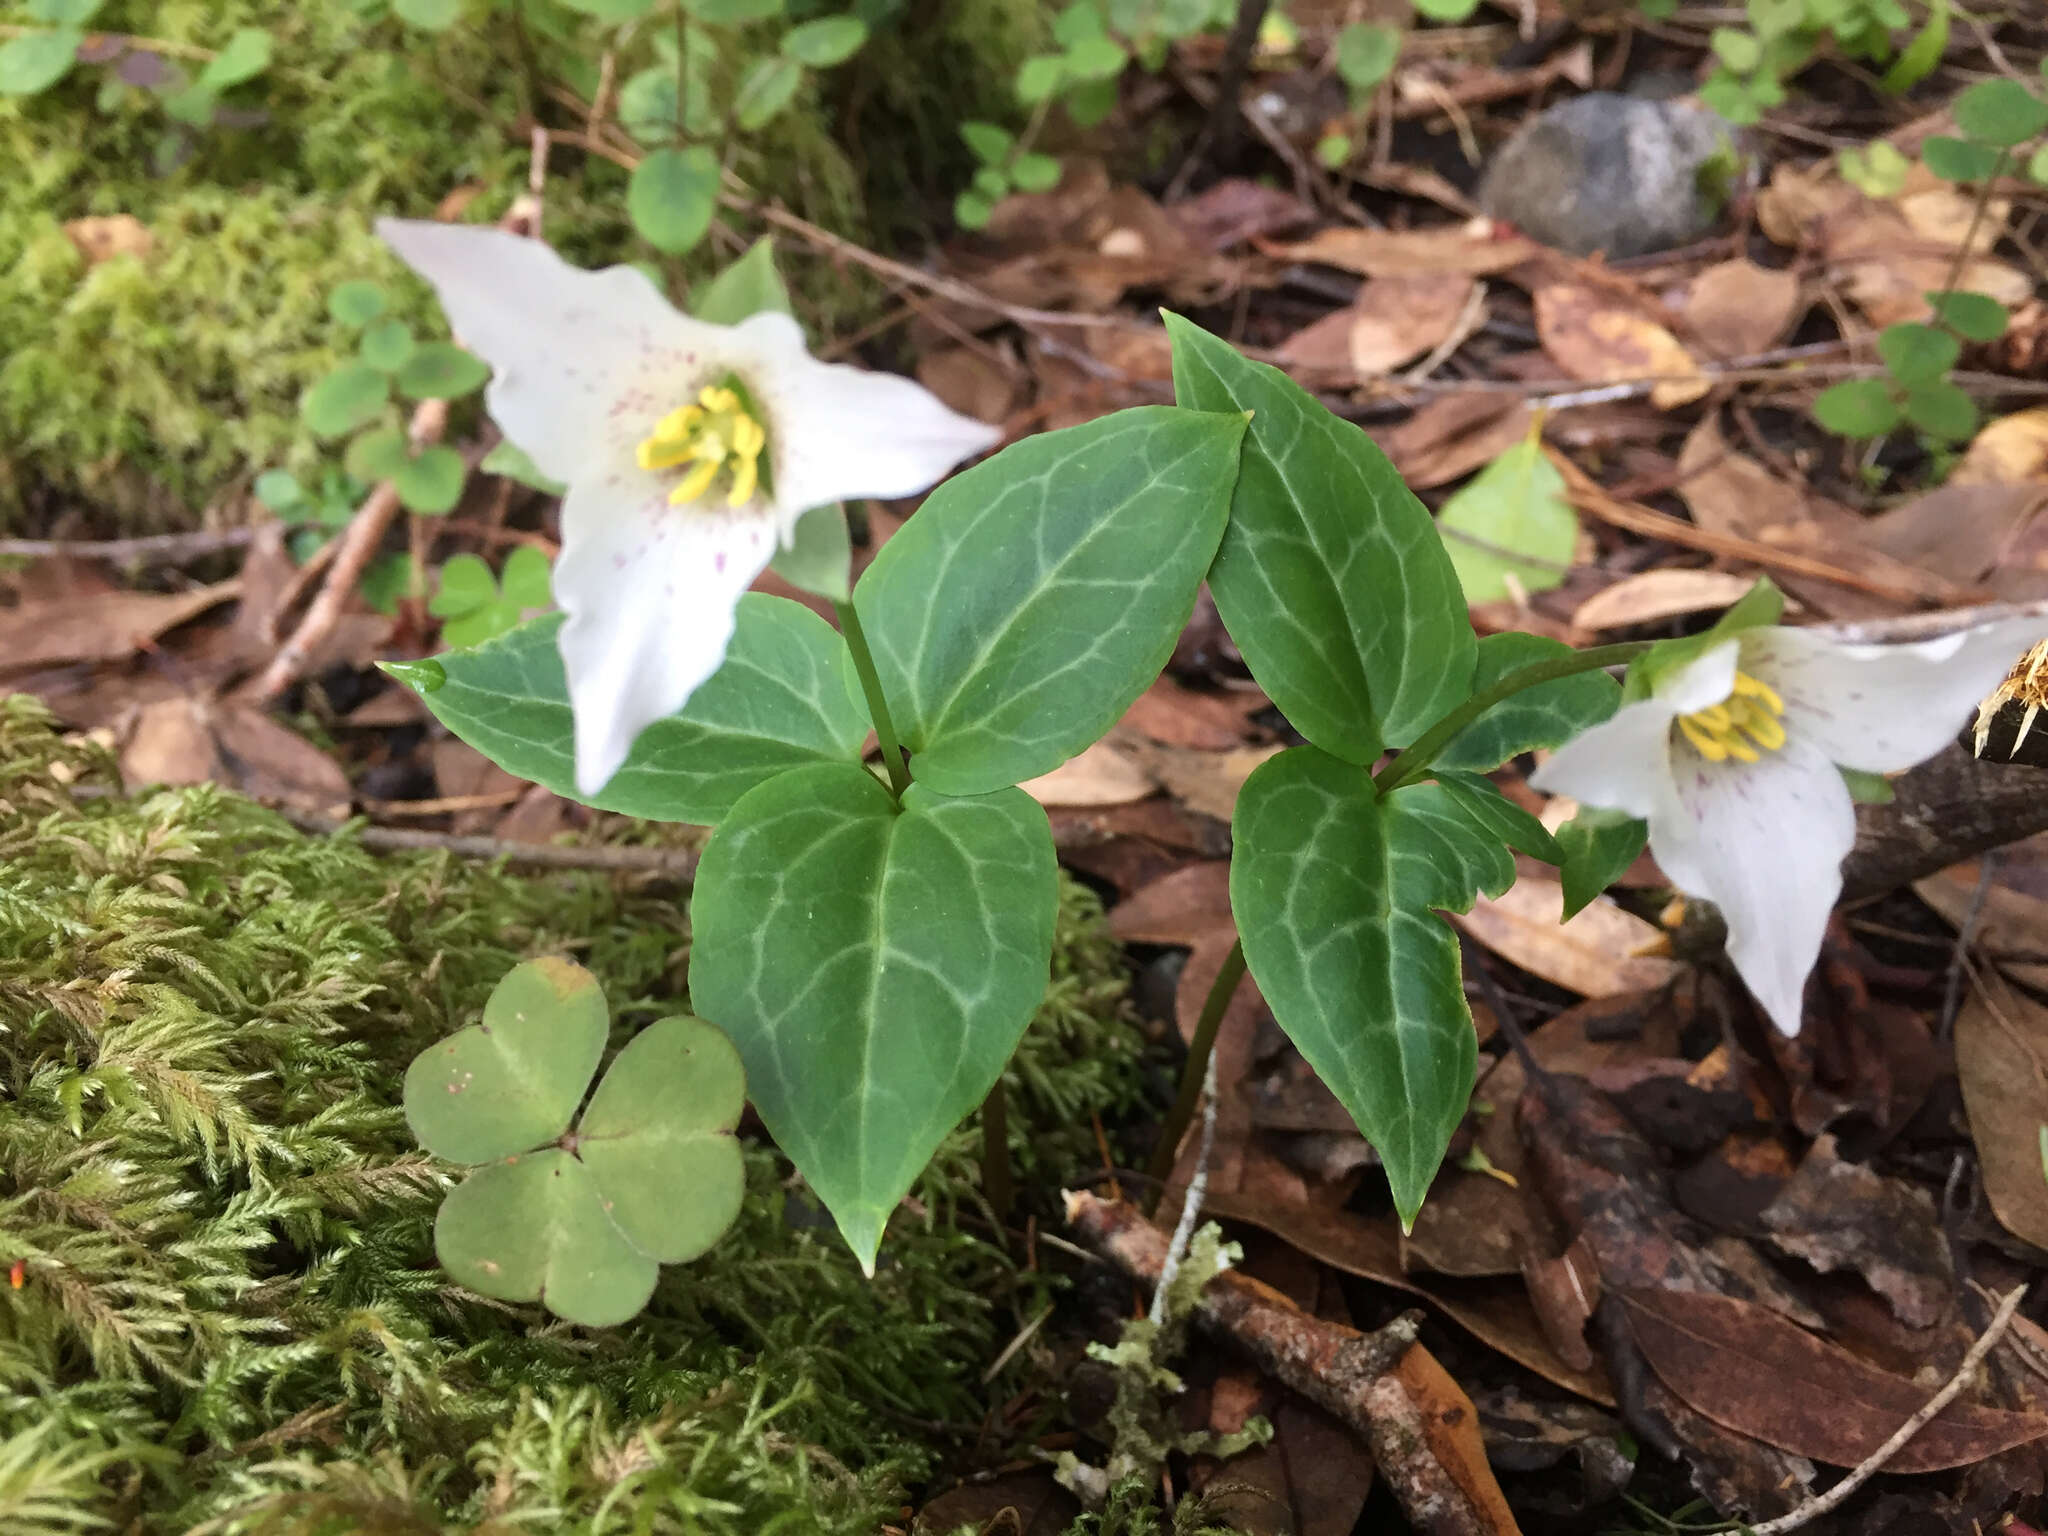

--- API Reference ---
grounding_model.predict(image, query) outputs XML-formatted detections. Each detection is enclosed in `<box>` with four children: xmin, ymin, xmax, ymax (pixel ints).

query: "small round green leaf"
<box><xmin>2031</xmin><ymin>144</ymin><xmax>2048</xmax><ymax>185</ymax></box>
<box><xmin>1876</xmin><ymin>322</ymin><xmax>1960</xmax><ymax>385</ymax></box>
<box><xmin>327</xmin><ymin>280</ymin><xmax>387</xmax><ymax>328</ymax></box>
<box><xmin>1838</xmin><ymin>141</ymin><xmax>1910</xmax><ymax>198</ymax></box>
<box><xmin>1926</xmin><ymin>290</ymin><xmax>2008</xmax><ymax>342</ymax></box>
<box><xmin>198</xmin><ymin>26</ymin><xmax>272</xmax><ymax>91</ymax></box>
<box><xmin>0</xmin><ymin>30</ymin><xmax>81</xmax><ymax>95</ymax></box>
<box><xmin>480</xmin><ymin>438</ymin><xmax>568</xmax><ymax>495</ymax></box>
<box><xmin>781</xmin><ymin>15</ymin><xmax>867</xmax><ymax>66</ymax></box>
<box><xmin>1064</xmin><ymin>34</ymin><xmax>1127</xmax><ymax>81</ymax></box>
<box><xmin>393</xmin><ymin>0</ymin><xmax>463</xmax><ymax>27</ymax></box>
<box><xmin>394</xmin><ymin>444</ymin><xmax>467</xmax><ymax>514</ymax></box>
<box><xmin>500</xmin><ymin>544</ymin><xmax>554</xmax><ymax>608</ymax></box>
<box><xmin>1710</xmin><ymin>27</ymin><xmax>1760</xmax><ymax>73</ymax></box>
<box><xmin>359</xmin><ymin>318</ymin><xmax>416</xmax><ymax>372</ymax></box>
<box><xmin>960</xmin><ymin>120</ymin><xmax>1014</xmax><ymax>164</ymax></box>
<box><xmin>1954</xmin><ymin>78</ymin><xmax>2048</xmax><ymax>148</ymax></box>
<box><xmin>735</xmin><ymin>55</ymin><xmax>802</xmax><ymax>129</ymax></box>
<box><xmin>972</xmin><ymin>166</ymin><xmax>1009</xmax><ymax>200</ymax></box>
<box><xmin>1334</xmin><ymin>22</ymin><xmax>1400</xmax><ymax>94</ymax></box>
<box><xmin>1015</xmin><ymin>55</ymin><xmax>1064</xmax><ymax>103</ymax></box>
<box><xmin>1903</xmin><ymin>380</ymin><xmax>1977</xmax><ymax>442</ymax></box>
<box><xmin>344</xmin><ymin>425</ymin><xmax>411</xmax><ymax>484</ymax></box>
<box><xmin>1011</xmin><ymin>152</ymin><xmax>1063</xmax><ymax>192</ymax></box>
<box><xmin>1812</xmin><ymin>377</ymin><xmax>1900</xmax><ymax>438</ymax></box>
<box><xmin>253</xmin><ymin>469</ymin><xmax>306</xmax><ymax>513</ymax></box>
<box><xmin>435</xmin><ymin>1150</ymin><xmax>659</xmax><ymax>1325</ymax></box>
<box><xmin>577</xmin><ymin>1016</ymin><xmax>746</xmax><ymax>1263</ymax></box>
<box><xmin>396</xmin><ymin>342</ymin><xmax>491</xmax><ymax>401</ymax></box>
<box><xmin>1316</xmin><ymin>133</ymin><xmax>1353</xmax><ymax>170</ymax></box>
<box><xmin>301</xmin><ymin>364</ymin><xmax>391</xmax><ymax>439</ymax></box>
<box><xmin>429</xmin><ymin>552</ymin><xmax>497</xmax><ymax>618</ymax></box>
<box><xmin>628</xmin><ymin>145</ymin><xmax>719</xmax><ymax>254</ymax></box>
<box><xmin>403</xmin><ymin>956</ymin><xmax>608</xmax><ymax>1164</ymax></box>
<box><xmin>954</xmin><ymin>191</ymin><xmax>995</xmax><ymax>230</ymax></box>
<box><xmin>1922</xmin><ymin>135</ymin><xmax>2005</xmax><ymax>183</ymax></box>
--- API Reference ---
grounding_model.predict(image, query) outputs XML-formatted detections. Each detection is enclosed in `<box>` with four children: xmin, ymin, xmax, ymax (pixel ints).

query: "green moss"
<box><xmin>0</xmin><ymin>0</ymin><xmax>1051</xmax><ymax>534</ymax></box>
<box><xmin>0</xmin><ymin>694</ymin><xmax>1147</xmax><ymax>1533</ymax></box>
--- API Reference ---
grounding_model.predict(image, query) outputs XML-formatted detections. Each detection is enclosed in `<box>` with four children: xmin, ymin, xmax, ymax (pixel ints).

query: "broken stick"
<box><xmin>1066</xmin><ymin>1191</ymin><xmax>1518</xmax><ymax>1536</ymax></box>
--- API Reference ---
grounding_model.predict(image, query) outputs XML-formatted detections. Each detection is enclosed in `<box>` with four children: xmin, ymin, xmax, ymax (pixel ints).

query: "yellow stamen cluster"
<box><xmin>1676</xmin><ymin>670</ymin><xmax>1786</xmax><ymax>764</ymax></box>
<box><xmin>635</xmin><ymin>383</ymin><xmax>768</xmax><ymax>508</ymax></box>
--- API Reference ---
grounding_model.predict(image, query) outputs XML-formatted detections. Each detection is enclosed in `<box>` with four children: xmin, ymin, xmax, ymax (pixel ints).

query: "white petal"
<box><xmin>1649</xmin><ymin>639</ymin><xmax>1740</xmax><ymax>713</ymax></box>
<box><xmin>1747</xmin><ymin>616</ymin><xmax>2048</xmax><ymax>774</ymax></box>
<box><xmin>1529</xmin><ymin>698</ymin><xmax>1684</xmax><ymax>823</ymax></box>
<box><xmin>1652</xmin><ymin>737</ymin><xmax>1855</xmax><ymax>1035</ymax></box>
<box><xmin>553</xmin><ymin>473</ymin><xmax>779</xmax><ymax>796</ymax></box>
<box><xmin>741</xmin><ymin>310</ymin><xmax>1003</xmax><ymax>523</ymax></box>
<box><xmin>377</xmin><ymin>219</ymin><xmax>712</xmax><ymax>483</ymax></box>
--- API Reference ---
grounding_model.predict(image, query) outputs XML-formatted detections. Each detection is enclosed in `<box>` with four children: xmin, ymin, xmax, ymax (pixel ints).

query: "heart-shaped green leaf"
<box><xmin>577</xmin><ymin>1016</ymin><xmax>746</xmax><ymax>1263</ymax></box>
<box><xmin>690</xmin><ymin>763</ymin><xmax>1057</xmax><ymax>1270</ymax></box>
<box><xmin>1555</xmin><ymin>807</ymin><xmax>1647</xmax><ymax>920</ymax></box>
<box><xmin>391</xmin><ymin>594</ymin><xmax>869</xmax><ymax>824</ymax></box>
<box><xmin>854</xmin><ymin>406</ymin><xmax>1245</xmax><ymax>796</ymax></box>
<box><xmin>1166</xmin><ymin>314</ymin><xmax>1476</xmax><ymax>761</ymax></box>
<box><xmin>1231</xmin><ymin>747</ymin><xmax>1509</xmax><ymax>1225</ymax></box>
<box><xmin>435</xmin><ymin>1149</ymin><xmax>658</xmax><ymax>1325</ymax></box>
<box><xmin>1431</xmin><ymin>632</ymin><xmax>1620</xmax><ymax>773</ymax></box>
<box><xmin>403</xmin><ymin>956</ymin><xmax>608</xmax><ymax>1164</ymax></box>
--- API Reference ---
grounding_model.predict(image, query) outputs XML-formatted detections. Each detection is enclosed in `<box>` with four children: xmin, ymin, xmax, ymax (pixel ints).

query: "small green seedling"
<box><xmin>430</xmin><ymin>546</ymin><xmax>554</xmax><ymax>648</ymax></box>
<box><xmin>403</xmin><ymin>957</ymin><xmax>747</xmax><ymax>1326</ymax></box>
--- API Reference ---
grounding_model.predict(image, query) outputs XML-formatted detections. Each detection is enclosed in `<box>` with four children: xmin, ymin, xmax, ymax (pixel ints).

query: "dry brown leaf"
<box><xmin>1757</xmin><ymin>1134</ymin><xmax>1954</xmax><ymax>1328</ymax></box>
<box><xmin>1108</xmin><ymin>860</ymin><xmax>1233</xmax><ymax>947</ymax></box>
<box><xmin>64</xmin><ymin>213</ymin><xmax>153</xmax><ymax>264</ymax></box>
<box><xmin>1114</xmin><ymin>730</ymin><xmax>1281</xmax><ymax>823</ymax></box>
<box><xmin>1619</xmin><ymin>1288</ymin><xmax>2048</xmax><ymax>1473</ymax></box>
<box><xmin>1682</xmin><ymin>260</ymin><xmax>1802</xmax><ymax>360</ymax></box>
<box><xmin>1120</xmin><ymin>674</ymin><xmax>1263</xmax><ymax>752</ymax></box>
<box><xmin>1533</xmin><ymin>284</ymin><xmax>1706</xmax><ymax>409</ymax></box>
<box><xmin>1570</xmin><ymin>569</ymin><xmax>1763</xmax><ymax>634</ymax></box>
<box><xmin>1916</xmin><ymin>860</ymin><xmax>2048</xmax><ymax>990</ymax></box>
<box><xmin>0</xmin><ymin>581</ymin><xmax>238</xmax><ymax>671</ymax></box>
<box><xmin>1391</xmin><ymin>1343</ymin><xmax>1524</xmax><ymax>1536</ymax></box>
<box><xmin>1273</xmin><ymin>223</ymin><xmax>1537</xmax><ymax>278</ymax></box>
<box><xmin>915</xmin><ymin>345</ymin><xmax>1020</xmax><ymax>424</ymax></box>
<box><xmin>1379</xmin><ymin>392</ymin><xmax>1535</xmax><ymax>490</ymax></box>
<box><xmin>1955</xmin><ymin>972</ymin><xmax>2048</xmax><ymax>1252</ymax></box>
<box><xmin>1019</xmin><ymin>739</ymin><xmax>1154</xmax><ymax>808</ymax></box>
<box><xmin>1278</xmin><ymin>274</ymin><xmax>1477</xmax><ymax>378</ymax></box>
<box><xmin>1955</xmin><ymin>407</ymin><xmax>2048</xmax><ymax>488</ymax></box>
<box><xmin>121</xmin><ymin>697</ymin><xmax>350</xmax><ymax>818</ymax></box>
<box><xmin>1861</xmin><ymin>482</ymin><xmax>2048</xmax><ymax>601</ymax></box>
<box><xmin>1453</xmin><ymin>877</ymin><xmax>1677</xmax><ymax>999</ymax></box>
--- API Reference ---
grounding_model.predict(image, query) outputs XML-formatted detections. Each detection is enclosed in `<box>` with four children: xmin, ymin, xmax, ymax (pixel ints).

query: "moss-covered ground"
<box><xmin>0</xmin><ymin>693</ymin><xmax>1149</xmax><ymax>1533</ymax></box>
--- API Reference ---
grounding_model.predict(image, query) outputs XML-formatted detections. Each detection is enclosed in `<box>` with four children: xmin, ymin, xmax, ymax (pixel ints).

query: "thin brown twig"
<box><xmin>278</xmin><ymin>810</ymin><xmax>702</xmax><ymax>877</ymax></box>
<box><xmin>0</xmin><ymin>528</ymin><xmax>257</xmax><ymax>563</ymax></box>
<box><xmin>1747</xmin><ymin>1286</ymin><xmax>2028</xmax><ymax>1536</ymax></box>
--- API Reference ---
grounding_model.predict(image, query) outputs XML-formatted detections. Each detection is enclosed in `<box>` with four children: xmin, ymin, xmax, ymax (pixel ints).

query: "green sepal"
<box><xmin>1555</xmin><ymin>808</ymin><xmax>1648</xmax><ymax>920</ymax></box>
<box><xmin>1839</xmin><ymin>765</ymin><xmax>1895</xmax><ymax>805</ymax></box>
<box><xmin>1625</xmin><ymin>578</ymin><xmax>1783</xmax><ymax>701</ymax></box>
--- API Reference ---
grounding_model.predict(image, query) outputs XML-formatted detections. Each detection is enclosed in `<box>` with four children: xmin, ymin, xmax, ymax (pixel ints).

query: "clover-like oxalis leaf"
<box><xmin>404</xmin><ymin>956</ymin><xmax>607</xmax><ymax>1165</ymax></box>
<box><xmin>1230</xmin><ymin>746</ymin><xmax>1514</xmax><ymax>1226</ymax></box>
<box><xmin>690</xmin><ymin>762</ymin><xmax>1058</xmax><ymax>1271</ymax></box>
<box><xmin>387</xmin><ymin>593</ymin><xmax>869</xmax><ymax>825</ymax></box>
<box><xmin>1166</xmin><ymin>314</ymin><xmax>1476</xmax><ymax>762</ymax></box>
<box><xmin>854</xmin><ymin>405</ymin><xmax>1246</xmax><ymax>797</ymax></box>
<box><xmin>576</xmin><ymin>1015</ymin><xmax>746</xmax><ymax>1264</ymax></box>
<box><xmin>435</xmin><ymin>1149</ymin><xmax>659</xmax><ymax>1326</ymax></box>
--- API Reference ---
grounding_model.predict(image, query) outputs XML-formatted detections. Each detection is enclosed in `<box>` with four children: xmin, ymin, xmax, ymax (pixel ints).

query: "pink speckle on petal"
<box><xmin>715</xmin><ymin>551</ymin><xmax>726</xmax><ymax>573</ymax></box>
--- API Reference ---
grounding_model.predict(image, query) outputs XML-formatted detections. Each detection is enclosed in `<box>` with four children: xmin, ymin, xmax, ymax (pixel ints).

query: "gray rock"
<box><xmin>1478</xmin><ymin>92</ymin><xmax>1738</xmax><ymax>259</ymax></box>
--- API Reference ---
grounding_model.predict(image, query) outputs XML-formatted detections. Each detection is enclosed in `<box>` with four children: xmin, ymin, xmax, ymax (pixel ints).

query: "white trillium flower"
<box><xmin>1531</xmin><ymin>617</ymin><xmax>2046</xmax><ymax>1035</ymax></box>
<box><xmin>377</xmin><ymin>219</ymin><xmax>1002</xmax><ymax>795</ymax></box>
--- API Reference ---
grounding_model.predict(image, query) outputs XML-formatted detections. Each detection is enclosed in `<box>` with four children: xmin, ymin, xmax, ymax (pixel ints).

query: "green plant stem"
<box><xmin>982</xmin><ymin>1075</ymin><xmax>1013</xmax><ymax>1219</ymax></box>
<box><xmin>1145</xmin><ymin>938</ymin><xmax>1247</xmax><ymax>1193</ymax></box>
<box><xmin>1371</xmin><ymin>642</ymin><xmax>1652</xmax><ymax>794</ymax></box>
<box><xmin>1936</xmin><ymin>147</ymin><xmax>2011</xmax><ymax>302</ymax></box>
<box><xmin>834</xmin><ymin>599</ymin><xmax>912</xmax><ymax>798</ymax></box>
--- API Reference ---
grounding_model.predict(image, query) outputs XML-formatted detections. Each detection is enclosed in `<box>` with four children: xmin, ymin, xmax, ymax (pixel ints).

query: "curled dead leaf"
<box><xmin>1571</xmin><ymin>569</ymin><xmax>1769</xmax><ymax>634</ymax></box>
<box><xmin>1452</xmin><ymin>878</ymin><xmax>1678</xmax><ymax>999</ymax></box>
<box><xmin>1682</xmin><ymin>260</ymin><xmax>1803</xmax><ymax>360</ymax></box>
<box><xmin>1533</xmin><ymin>285</ymin><xmax>1706</xmax><ymax>410</ymax></box>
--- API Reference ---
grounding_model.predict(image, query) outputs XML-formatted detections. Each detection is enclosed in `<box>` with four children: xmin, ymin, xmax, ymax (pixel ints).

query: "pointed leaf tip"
<box><xmin>381</xmin><ymin>657</ymin><xmax>447</xmax><ymax>694</ymax></box>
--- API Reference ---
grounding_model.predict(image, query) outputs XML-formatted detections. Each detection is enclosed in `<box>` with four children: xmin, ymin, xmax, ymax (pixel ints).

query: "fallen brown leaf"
<box><xmin>1453</xmin><ymin>877</ymin><xmax>1677</xmax><ymax>999</ymax></box>
<box><xmin>1619</xmin><ymin>1288</ymin><xmax>2048</xmax><ymax>1473</ymax></box>
<box><xmin>1273</xmin><ymin>224</ymin><xmax>1537</xmax><ymax>278</ymax></box>
<box><xmin>1757</xmin><ymin>1134</ymin><xmax>1954</xmax><ymax>1329</ymax></box>
<box><xmin>1681</xmin><ymin>259</ymin><xmax>1803</xmax><ymax>360</ymax></box>
<box><xmin>1955</xmin><ymin>971</ymin><xmax>2048</xmax><ymax>1252</ymax></box>
<box><xmin>1570</xmin><ymin>569</ymin><xmax>1765</xmax><ymax>634</ymax></box>
<box><xmin>0</xmin><ymin>582</ymin><xmax>238</xmax><ymax>672</ymax></box>
<box><xmin>1379</xmin><ymin>392</ymin><xmax>1535</xmax><ymax>491</ymax></box>
<box><xmin>120</xmin><ymin>697</ymin><xmax>351</xmax><ymax>819</ymax></box>
<box><xmin>1120</xmin><ymin>674</ymin><xmax>1265</xmax><ymax>752</ymax></box>
<box><xmin>1281</xmin><ymin>274</ymin><xmax>1480</xmax><ymax>379</ymax></box>
<box><xmin>915</xmin><ymin>344</ymin><xmax>1021</xmax><ymax>425</ymax></box>
<box><xmin>1916</xmin><ymin>858</ymin><xmax>2048</xmax><ymax>991</ymax></box>
<box><xmin>1956</xmin><ymin>407</ymin><xmax>2048</xmax><ymax>489</ymax></box>
<box><xmin>1019</xmin><ymin>738</ymin><xmax>1154</xmax><ymax>807</ymax></box>
<box><xmin>1533</xmin><ymin>284</ymin><xmax>1706</xmax><ymax>410</ymax></box>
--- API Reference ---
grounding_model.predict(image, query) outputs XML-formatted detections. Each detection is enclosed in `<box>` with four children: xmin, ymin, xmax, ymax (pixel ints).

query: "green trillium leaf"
<box><xmin>577</xmin><ymin>1016</ymin><xmax>747</xmax><ymax>1264</ymax></box>
<box><xmin>1433</xmin><ymin>769</ymin><xmax>1564</xmax><ymax>865</ymax></box>
<box><xmin>391</xmin><ymin>595</ymin><xmax>869</xmax><ymax>824</ymax></box>
<box><xmin>1433</xmin><ymin>632</ymin><xmax>1621</xmax><ymax>773</ymax></box>
<box><xmin>403</xmin><ymin>956</ymin><xmax>608</xmax><ymax>1165</ymax></box>
<box><xmin>689</xmin><ymin>763</ymin><xmax>1058</xmax><ymax>1271</ymax></box>
<box><xmin>434</xmin><ymin>1149</ymin><xmax>659</xmax><ymax>1326</ymax></box>
<box><xmin>1164</xmin><ymin>313</ymin><xmax>1476</xmax><ymax>760</ymax></box>
<box><xmin>1231</xmin><ymin>747</ymin><xmax>1510</xmax><ymax>1226</ymax></box>
<box><xmin>855</xmin><ymin>406</ymin><xmax>1245</xmax><ymax>796</ymax></box>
